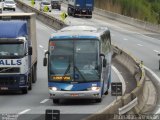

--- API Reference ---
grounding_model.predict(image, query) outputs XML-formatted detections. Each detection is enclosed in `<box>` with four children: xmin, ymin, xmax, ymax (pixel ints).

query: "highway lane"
<box><xmin>0</xmin><ymin>8</ymin><xmax>124</xmax><ymax>120</ymax></box>
<box><xmin>23</xmin><ymin>0</ymin><xmax>160</xmax><ymax>115</ymax></box>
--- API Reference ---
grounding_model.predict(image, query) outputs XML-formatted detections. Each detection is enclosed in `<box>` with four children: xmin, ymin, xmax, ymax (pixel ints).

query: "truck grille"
<box><xmin>0</xmin><ymin>67</ymin><xmax>20</xmax><ymax>73</ymax></box>
<box><xmin>0</xmin><ymin>77</ymin><xmax>17</xmax><ymax>85</ymax></box>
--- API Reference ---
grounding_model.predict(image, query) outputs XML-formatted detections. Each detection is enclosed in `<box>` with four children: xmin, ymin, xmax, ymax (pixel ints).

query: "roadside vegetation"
<box><xmin>94</xmin><ymin>0</ymin><xmax>160</xmax><ymax>24</ymax></box>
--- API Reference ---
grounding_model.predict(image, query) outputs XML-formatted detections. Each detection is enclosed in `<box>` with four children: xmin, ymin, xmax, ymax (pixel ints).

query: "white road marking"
<box><xmin>18</xmin><ymin>109</ymin><xmax>31</xmax><ymax>115</ymax></box>
<box><xmin>137</xmin><ymin>44</ymin><xmax>143</xmax><ymax>47</ymax></box>
<box><xmin>123</xmin><ymin>38</ymin><xmax>128</xmax><ymax>41</ymax></box>
<box><xmin>39</xmin><ymin>45</ymin><xmax>44</xmax><ymax>49</ymax></box>
<box><xmin>40</xmin><ymin>99</ymin><xmax>49</xmax><ymax>104</ymax></box>
<box><xmin>112</xmin><ymin>65</ymin><xmax>126</xmax><ymax>94</ymax></box>
<box><xmin>153</xmin><ymin>50</ymin><xmax>160</xmax><ymax>53</ymax></box>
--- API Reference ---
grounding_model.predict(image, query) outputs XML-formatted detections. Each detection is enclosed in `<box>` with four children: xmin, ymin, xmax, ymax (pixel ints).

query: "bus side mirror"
<box><xmin>28</xmin><ymin>46</ymin><xmax>32</xmax><ymax>55</ymax></box>
<box><xmin>43</xmin><ymin>57</ymin><xmax>47</xmax><ymax>66</ymax></box>
<box><xmin>43</xmin><ymin>51</ymin><xmax>49</xmax><ymax>66</ymax></box>
<box><xmin>103</xmin><ymin>59</ymin><xmax>107</xmax><ymax>67</ymax></box>
<box><xmin>100</xmin><ymin>53</ymin><xmax>107</xmax><ymax>68</ymax></box>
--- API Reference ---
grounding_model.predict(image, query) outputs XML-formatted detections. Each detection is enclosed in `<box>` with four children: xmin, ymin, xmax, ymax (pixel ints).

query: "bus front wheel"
<box><xmin>95</xmin><ymin>98</ymin><xmax>102</xmax><ymax>103</ymax></box>
<box><xmin>53</xmin><ymin>99</ymin><xmax>59</xmax><ymax>104</ymax></box>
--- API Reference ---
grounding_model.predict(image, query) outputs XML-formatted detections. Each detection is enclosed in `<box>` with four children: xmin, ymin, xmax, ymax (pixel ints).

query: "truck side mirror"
<box><xmin>43</xmin><ymin>57</ymin><xmax>47</xmax><ymax>66</ymax></box>
<box><xmin>28</xmin><ymin>46</ymin><xmax>32</xmax><ymax>55</ymax></box>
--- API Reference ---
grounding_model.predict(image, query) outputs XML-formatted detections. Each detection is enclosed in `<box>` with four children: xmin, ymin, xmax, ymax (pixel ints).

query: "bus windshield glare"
<box><xmin>49</xmin><ymin>39</ymin><xmax>100</xmax><ymax>82</ymax></box>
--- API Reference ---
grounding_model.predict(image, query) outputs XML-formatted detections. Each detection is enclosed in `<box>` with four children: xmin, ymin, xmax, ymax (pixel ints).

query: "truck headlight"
<box><xmin>19</xmin><ymin>76</ymin><xmax>25</xmax><ymax>84</ymax></box>
<box><xmin>91</xmin><ymin>87</ymin><xmax>100</xmax><ymax>91</ymax></box>
<box><xmin>49</xmin><ymin>87</ymin><xmax>57</xmax><ymax>91</ymax></box>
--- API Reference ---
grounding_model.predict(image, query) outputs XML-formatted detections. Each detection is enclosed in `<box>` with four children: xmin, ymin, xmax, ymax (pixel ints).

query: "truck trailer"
<box><xmin>67</xmin><ymin>0</ymin><xmax>94</xmax><ymax>18</ymax></box>
<box><xmin>0</xmin><ymin>13</ymin><xmax>37</xmax><ymax>94</ymax></box>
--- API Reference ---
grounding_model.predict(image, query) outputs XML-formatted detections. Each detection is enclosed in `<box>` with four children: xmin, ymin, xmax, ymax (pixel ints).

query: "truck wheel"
<box><xmin>28</xmin><ymin>75</ymin><xmax>32</xmax><ymax>90</ymax></box>
<box><xmin>53</xmin><ymin>99</ymin><xmax>59</xmax><ymax>104</ymax></box>
<box><xmin>32</xmin><ymin>64</ymin><xmax>37</xmax><ymax>83</ymax></box>
<box><xmin>159</xmin><ymin>60</ymin><xmax>160</xmax><ymax>70</ymax></box>
<box><xmin>22</xmin><ymin>88</ymin><xmax>28</xmax><ymax>94</ymax></box>
<box><xmin>87</xmin><ymin>16</ymin><xmax>92</xmax><ymax>19</ymax></box>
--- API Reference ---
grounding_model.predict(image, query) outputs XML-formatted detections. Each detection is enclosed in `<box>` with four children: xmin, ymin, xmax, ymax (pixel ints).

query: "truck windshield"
<box><xmin>49</xmin><ymin>39</ymin><xmax>100</xmax><ymax>82</ymax></box>
<box><xmin>0</xmin><ymin>43</ymin><xmax>25</xmax><ymax>58</ymax></box>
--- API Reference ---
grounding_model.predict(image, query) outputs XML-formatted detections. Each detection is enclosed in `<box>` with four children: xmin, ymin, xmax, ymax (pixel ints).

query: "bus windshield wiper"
<box><xmin>62</xmin><ymin>58</ymin><xmax>71</xmax><ymax>80</ymax></box>
<box><xmin>74</xmin><ymin>66</ymin><xmax>86</xmax><ymax>81</ymax></box>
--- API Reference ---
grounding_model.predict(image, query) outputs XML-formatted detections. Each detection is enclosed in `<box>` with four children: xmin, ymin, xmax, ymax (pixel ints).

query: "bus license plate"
<box><xmin>0</xmin><ymin>87</ymin><xmax>8</xmax><ymax>90</ymax></box>
<box><xmin>71</xmin><ymin>94</ymin><xmax>79</xmax><ymax>96</ymax></box>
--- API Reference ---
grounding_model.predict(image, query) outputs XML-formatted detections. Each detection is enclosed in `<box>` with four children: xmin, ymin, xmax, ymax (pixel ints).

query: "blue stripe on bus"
<box><xmin>48</xmin><ymin>82</ymin><xmax>101</xmax><ymax>91</ymax></box>
<box><xmin>50</xmin><ymin>36</ymin><xmax>98</xmax><ymax>39</ymax></box>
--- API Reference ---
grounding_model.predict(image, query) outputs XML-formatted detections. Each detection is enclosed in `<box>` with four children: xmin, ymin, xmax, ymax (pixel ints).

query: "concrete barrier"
<box><xmin>84</xmin><ymin>45</ymin><xmax>145</xmax><ymax>120</ymax></box>
<box><xmin>16</xmin><ymin>0</ymin><xmax>67</xmax><ymax>30</ymax></box>
<box><xmin>93</xmin><ymin>7</ymin><xmax>160</xmax><ymax>33</ymax></box>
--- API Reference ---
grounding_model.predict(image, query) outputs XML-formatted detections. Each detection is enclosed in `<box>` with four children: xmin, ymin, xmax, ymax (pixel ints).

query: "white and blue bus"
<box><xmin>43</xmin><ymin>25</ymin><xmax>112</xmax><ymax>104</ymax></box>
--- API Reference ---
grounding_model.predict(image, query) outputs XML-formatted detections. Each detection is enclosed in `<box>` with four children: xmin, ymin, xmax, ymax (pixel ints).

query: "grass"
<box><xmin>94</xmin><ymin>0</ymin><xmax>160</xmax><ymax>24</ymax></box>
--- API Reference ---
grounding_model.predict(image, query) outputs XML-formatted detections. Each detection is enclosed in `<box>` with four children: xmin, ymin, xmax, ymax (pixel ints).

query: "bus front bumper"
<box><xmin>49</xmin><ymin>90</ymin><xmax>101</xmax><ymax>99</ymax></box>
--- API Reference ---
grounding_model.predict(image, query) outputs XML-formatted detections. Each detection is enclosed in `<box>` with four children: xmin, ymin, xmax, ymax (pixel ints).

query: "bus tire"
<box><xmin>159</xmin><ymin>60</ymin><xmax>160</xmax><ymax>70</ymax></box>
<box><xmin>95</xmin><ymin>98</ymin><xmax>102</xmax><ymax>103</ymax></box>
<box><xmin>104</xmin><ymin>90</ymin><xmax>108</xmax><ymax>95</ymax></box>
<box><xmin>53</xmin><ymin>99</ymin><xmax>59</xmax><ymax>104</ymax></box>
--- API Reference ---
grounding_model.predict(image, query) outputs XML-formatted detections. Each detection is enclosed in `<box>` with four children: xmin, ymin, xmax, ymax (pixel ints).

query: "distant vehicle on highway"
<box><xmin>67</xmin><ymin>0</ymin><xmax>94</xmax><ymax>18</ymax></box>
<box><xmin>2</xmin><ymin>0</ymin><xmax>16</xmax><ymax>11</ymax></box>
<box><xmin>39</xmin><ymin>1</ymin><xmax>52</xmax><ymax>12</ymax></box>
<box><xmin>43</xmin><ymin>25</ymin><xmax>112</xmax><ymax>104</ymax></box>
<box><xmin>51</xmin><ymin>0</ymin><xmax>61</xmax><ymax>10</ymax></box>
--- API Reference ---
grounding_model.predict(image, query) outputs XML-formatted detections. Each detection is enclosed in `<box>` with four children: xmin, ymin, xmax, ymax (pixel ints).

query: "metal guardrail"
<box><xmin>118</xmin><ymin>97</ymin><xmax>138</xmax><ymax>115</ymax></box>
<box><xmin>15</xmin><ymin>1</ymin><xmax>146</xmax><ymax>119</ymax></box>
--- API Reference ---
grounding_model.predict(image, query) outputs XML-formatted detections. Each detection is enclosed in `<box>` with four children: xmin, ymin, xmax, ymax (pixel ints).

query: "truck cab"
<box><xmin>0</xmin><ymin>13</ymin><xmax>37</xmax><ymax>94</ymax></box>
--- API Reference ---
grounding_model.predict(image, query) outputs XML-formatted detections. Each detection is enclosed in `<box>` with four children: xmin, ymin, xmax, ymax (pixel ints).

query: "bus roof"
<box><xmin>50</xmin><ymin>25</ymin><xmax>110</xmax><ymax>40</ymax></box>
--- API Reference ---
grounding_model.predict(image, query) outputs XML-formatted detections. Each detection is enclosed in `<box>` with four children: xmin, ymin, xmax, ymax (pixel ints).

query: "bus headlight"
<box><xmin>91</xmin><ymin>87</ymin><xmax>100</xmax><ymax>91</ymax></box>
<box><xmin>49</xmin><ymin>87</ymin><xmax>57</xmax><ymax>91</ymax></box>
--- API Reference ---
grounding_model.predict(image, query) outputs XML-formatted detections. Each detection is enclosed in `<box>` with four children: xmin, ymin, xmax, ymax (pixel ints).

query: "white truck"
<box><xmin>0</xmin><ymin>13</ymin><xmax>37</xmax><ymax>94</ymax></box>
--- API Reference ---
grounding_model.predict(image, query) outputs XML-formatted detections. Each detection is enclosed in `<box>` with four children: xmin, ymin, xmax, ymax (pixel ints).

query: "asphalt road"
<box><xmin>0</xmin><ymin>8</ymin><xmax>124</xmax><ymax>120</ymax></box>
<box><xmin>27</xmin><ymin>0</ymin><xmax>160</xmax><ymax>116</ymax></box>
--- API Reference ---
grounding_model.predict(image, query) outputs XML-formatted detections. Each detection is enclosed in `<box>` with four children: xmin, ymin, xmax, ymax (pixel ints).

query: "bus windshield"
<box><xmin>49</xmin><ymin>39</ymin><xmax>100</xmax><ymax>82</ymax></box>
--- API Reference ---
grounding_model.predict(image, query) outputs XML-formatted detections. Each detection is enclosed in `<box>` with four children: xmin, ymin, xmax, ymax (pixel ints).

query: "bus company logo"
<box><xmin>0</xmin><ymin>59</ymin><xmax>22</xmax><ymax>65</ymax></box>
